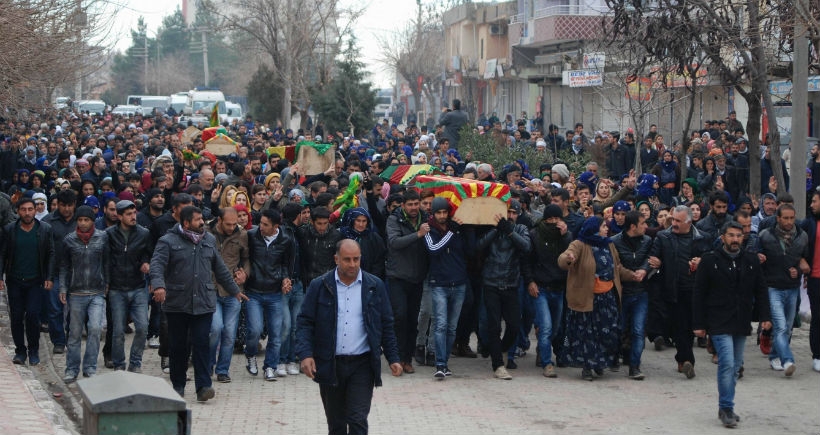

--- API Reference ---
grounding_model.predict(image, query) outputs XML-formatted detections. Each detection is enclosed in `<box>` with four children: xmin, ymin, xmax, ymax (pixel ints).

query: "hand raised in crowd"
<box><xmin>556</xmin><ymin>219</ymin><xmax>568</xmax><ymax>235</ymax></box>
<box><xmin>768</xmin><ymin>176</ymin><xmax>777</xmax><ymax>193</ymax></box>
<box><xmin>211</xmin><ymin>183</ymin><xmax>223</xmax><ymax>204</ymax></box>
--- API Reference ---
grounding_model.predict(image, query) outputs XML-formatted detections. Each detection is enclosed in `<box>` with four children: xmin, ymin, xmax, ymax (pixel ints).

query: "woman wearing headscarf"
<box><xmin>558</xmin><ymin>216</ymin><xmax>629</xmax><ymax>380</ymax></box>
<box><xmin>651</xmin><ymin>150</ymin><xmax>680</xmax><ymax>206</ymax></box>
<box><xmin>339</xmin><ymin>207</ymin><xmax>386</xmax><ymax>279</ymax></box>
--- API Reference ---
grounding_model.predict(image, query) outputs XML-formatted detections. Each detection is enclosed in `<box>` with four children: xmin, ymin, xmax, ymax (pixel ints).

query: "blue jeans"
<box><xmin>245</xmin><ymin>291</ymin><xmax>283</xmax><ymax>369</ymax></box>
<box><xmin>431</xmin><ymin>284</ymin><xmax>466</xmax><ymax>367</ymax></box>
<box><xmin>209</xmin><ymin>295</ymin><xmax>241</xmax><ymax>375</ymax></box>
<box><xmin>621</xmin><ymin>292</ymin><xmax>649</xmax><ymax>367</ymax></box>
<box><xmin>45</xmin><ymin>277</ymin><xmax>66</xmax><ymax>346</ymax></box>
<box><xmin>711</xmin><ymin>334</ymin><xmax>745</xmax><ymax>410</ymax></box>
<box><xmin>533</xmin><ymin>288</ymin><xmax>564</xmax><ymax>367</ymax></box>
<box><xmin>768</xmin><ymin>288</ymin><xmax>799</xmax><ymax>365</ymax></box>
<box><xmin>65</xmin><ymin>294</ymin><xmax>105</xmax><ymax>377</ymax></box>
<box><xmin>280</xmin><ymin>282</ymin><xmax>304</xmax><ymax>364</ymax></box>
<box><xmin>109</xmin><ymin>287</ymin><xmax>149</xmax><ymax>369</ymax></box>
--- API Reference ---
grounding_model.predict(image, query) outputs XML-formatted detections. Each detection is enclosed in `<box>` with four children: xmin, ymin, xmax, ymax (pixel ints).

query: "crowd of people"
<box><xmin>0</xmin><ymin>100</ymin><xmax>819</xmax><ymax>431</ymax></box>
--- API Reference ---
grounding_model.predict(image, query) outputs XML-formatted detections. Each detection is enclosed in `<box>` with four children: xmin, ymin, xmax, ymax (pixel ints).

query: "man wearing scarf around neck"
<box><xmin>757</xmin><ymin>204</ymin><xmax>809</xmax><ymax>376</ymax></box>
<box><xmin>59</xmin><ymin>205</ymin><xmax>108</xmax><ymax>383</ymax></box>
<box><xmin>150</xmin><ymin>205</ymin><xmax>244</xmax><ymax>401</ymax></box>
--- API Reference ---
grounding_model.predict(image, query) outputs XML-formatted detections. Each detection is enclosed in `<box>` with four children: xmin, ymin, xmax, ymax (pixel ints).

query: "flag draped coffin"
<box><xmin>411</xmin><ymin>175</ymin><xmax>511</xmax><ymax>225</ymax></box>
<box><xmin>378</xmin><ymin>164</ymin><xmax>441</xmax><ymax>185</ymax></box>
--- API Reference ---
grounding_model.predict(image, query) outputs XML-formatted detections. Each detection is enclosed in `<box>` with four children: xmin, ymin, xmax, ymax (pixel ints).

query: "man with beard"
<box><xmin>137</xmin><ymin>188</ymin><xmax>165</xmax><ymax>230</ymax></box>
<box><xmin>694</xmin><ymin>221</ymin><xmax>771</xmax><ymax>428</ymax></box>
<box><xmin>612</xmin><ymin>211</ymin><xmax>653</xmax><ymax>380</ymax></box>
<box><xmin>150</xmin><ymin>206</ymin><xmax>242</xmax><ymax>401</ymax></box>
<box><xmin>758</xmin><ymin>204</ymin><xmax>809</xmax><ymax>376</ymax></box>
<box><xmin>696</xmin><ymin>191</ymin><xmax>731</xmax><ymax>242</ymax></box>
<box><xmin>42</xmin><ymin>189</ymin><xmax>76</xmax><ymax>354</ymax></box>
<box><xmin>0</xmin><ymin>199</ymin><xmax>54</xmax><ymax>366</ymax></box>
<box><xmin>386</xmin><ymin>189</ymin><xmax>430</xmax><ymax>374</ymax></box>
<box><xmin>523</xmin><ymin>204</ymin><xmax>572</xmax><ymax>378</ymax></box>
<box><xmin>800</xmin><ymin>191</ymin><xmax>820</xmax><ymax>373</ymax></box>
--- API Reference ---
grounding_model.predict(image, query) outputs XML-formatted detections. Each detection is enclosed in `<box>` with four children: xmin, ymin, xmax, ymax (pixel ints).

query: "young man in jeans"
<box><xmin>694</xmin><ymin>222</ymin><xmax>771</xmax><ymax>428</ymax></box>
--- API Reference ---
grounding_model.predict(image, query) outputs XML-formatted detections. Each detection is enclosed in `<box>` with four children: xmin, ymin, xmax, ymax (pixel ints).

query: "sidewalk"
<box><xmin>0</xmin><ymin>290</ymin><xmax>76</xmax><ymax>435</ymax></box>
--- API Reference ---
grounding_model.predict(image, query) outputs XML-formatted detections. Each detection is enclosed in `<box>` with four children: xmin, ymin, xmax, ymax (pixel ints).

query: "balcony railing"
<box><xmin>533</xmin><ymin>5</ymin><xmax>610</xmax><ymax>19</ymax></box>
<box><xmin>509</xmin><ymin>13</ymin><xmax>526</xmax><ymax>24</ymax></box>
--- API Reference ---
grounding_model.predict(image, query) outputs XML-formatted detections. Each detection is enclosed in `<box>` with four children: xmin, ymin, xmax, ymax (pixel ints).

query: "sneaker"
<box><xmin>515</xmin><ymin>347</ymin><xmax>527</xmax><ymax>358</ymax></box>
<box><xmin>148</xmin><ymin>336</ymin><xmax>160</xmax><ymax>349</ymax></box>
<box><xmin>770</xmin><ymin>358</ymin><xmax>784</xmax><ymax>371</ymax></box>
<box><xmin>127</xmin><ymin>365</ymin><xmax>142</xmax><ymax>374</ymax></box>
<box><xmin>104</xmin><ymin>356</ymin><xmax>114</xmax><ymax>369</ymax></box>
<box><xmin>681</xmin><ymin>361</ymin><xmax>695</xmax><ymax>379</ymax></box>
<box><xmin>63</xmin><ymin>373</ymin><xmax>77</xmax><ymax>384</ymax></box>
<box><xmin>494</xmin><ymin>366</ymin><xmax>512</xmax><ymax>380</ymax></box>
<box><xmin>443</xmin><ymin>366</ymin><xmax>453</xmax><ymax>377</ymax></box>
<box><xmin>543</xmin><ymin>364</ymin><xmax>557</xmax><ymax>378</ymax></box>
<box><xmin>28</xmin><ymin>353</ymin><xmax>40</xmax><ymax>366</ymax></box>
<box><xmin>718</xmin><ymin>408</ymin><xmax>738</xmax><ymax>428</ymax></box>
<box><xmin>114</xmin><ymin>366</ymin><xmax>126</xmax><ymax>371</ymax></box>
<box><xmin>264</xmin><ymin>367</ymin><xmax>277</xmax><ymax>381</ymax></box>
<box><xmin>783</xmin><ymin>362</ymin><xmax>795</xmax><ymax>377</ymax></box>
<box><xmin>286</xmin><ymin>362</ymin><xmax>300</xmax><ymax>375</ymax></box>
<box><xmin>53</xmin><ymin>345</ymin><xmax>65</xmax><ymax>354</ymax></box>
<box><xmin>161</xmin><ymin>357</ymin><xmax>170</xmax><ymax>374</ymax></box>
<box><xmin>275</xmin><ymin>363</ymin><xmax>288</xmax><ymax>377</ymax></box>
<box><xmin>506</xmin><ymin>359</ymin><xmax>518</xmax><ymax>370</ymax></box>
<box><xmin>593</xmin><ymin>368</ymin><xmax>604</xmax><ymax>377</ymax></box>
<box><xmin>434</xmin><ymin>366</ymin><xmax>446</xmax><ymax>380</ymax></box>
<box><xmin>216</xmin><ymin>374</ymin><xmax>232</xmax><ymax>383</ymax></box>
<box><xmin>12</xmin><ymin>354</ymin><xmax>26</xmax><ymax>365</ymax></box>
<box><xmin>813</xmin><ymin>359</ymin><xmax>820</xmax><ymax>373</ymax></box>
<box><xmin>246</xmin><ymin>356</ymin><xmax>259</xmax><ymax>376</ymax></box>
<box><xmin>196</xmin><ymin>386</ymin><xmax>215</xmax><ymax>402</ymax></box>
<box><xmin>581</xmin><ymin>368</ymin><xmax>594</xmax><ymax>381</ymax></box>
<box><xmin>628</xmin><ymin>366</ymin><xmax>645</xmax><ymax>380</ymax></box>
<box><xmin>653</xmin><ymin>336</ymin><xmax>665</xmax><ymax>351</ymax></box>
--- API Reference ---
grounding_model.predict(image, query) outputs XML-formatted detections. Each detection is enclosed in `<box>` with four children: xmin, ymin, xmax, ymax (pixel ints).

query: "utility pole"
<box><xmin>144</xmin><ymin>33</ymin><xmax>149</xmax><ymax>93</ymax></box>
<box><xmin>791</xmin><ymin>0</ymin><xmax>809</xmax><ymax>217</ymax></box>
<box><xmin>189</xmin><ymin>28</ymin><xmax>209</xmax><ymax>86</ymax></box>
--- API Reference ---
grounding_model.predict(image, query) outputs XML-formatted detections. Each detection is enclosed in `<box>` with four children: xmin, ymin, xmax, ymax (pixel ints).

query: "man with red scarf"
<box><xmin>59</xmin><ymin>205</ymin><xmax>109</xmax><ymax>382</ymax></box>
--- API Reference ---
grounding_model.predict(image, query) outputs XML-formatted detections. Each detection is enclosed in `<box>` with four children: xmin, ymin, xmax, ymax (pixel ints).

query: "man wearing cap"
<box><xmin>59</xmin><ymin>205</ymin><xmax>109</xmax><ymax>382</ymax></box>
<box><xmin>137</xmin><ymin>188</ymin><xmax>165</xmax><ymax>230</ymax></box>
<box><xmin>477</xmin><ymin>199</ymin><xmax>532</xmax><ymax>379</ymax></box>
<box><xmin>523</xmin><ymin>204</ymin><xmax>572</xmax><ymax>378</ymax></box>
<box><xmin>42</xmin><ymin>189</ymin><xmax>77</xmax><ymax>354</ymax></box>
<box><xmin>423</xmin><ymin>197</ymin><xmax>472</xmax><ymax>379</ymax></box>
<box><xmin>106</xmin><ymin>200</ymin><xmax>153</xmax><ymax>373</ymax></box>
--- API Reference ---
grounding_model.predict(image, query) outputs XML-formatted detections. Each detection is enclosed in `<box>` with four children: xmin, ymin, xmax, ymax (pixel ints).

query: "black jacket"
<box><xmin>386</xmin><ymin>208</ymin><xmax>429</xmax><ymax>283</ymax></box>
<box><xmin>649</xmin><ymin>226</ymin><xmax>712</xmax><ymax>302</ymax></box>
<box><xmin>246</xmin><ymin>226</ymin><xmax>297</xmax><ymax>293</ymax></box>
<box><xmin>0</xmin><ymin>219</ymin><xmax>54</xmax><ymax>281</ymax></box>
<box><xmin>611</xmin><ymin>232</ymin><xmax>652</xmax><ymax>295</ymax></box>
<box><xmin>150</xmin><ymin>224</ymin><xmax>239</xmax><ymax>315</ymax></box>
<box><xmin>59</xmin><ymin>230</ymin><xmax>109</xmax><ymax>294</ymax></box>
<box><xmin>297</xmin><ymin>225</ymin><xmax>343</xmax><ymax>287</ymax></box>
<box><xmin>42</xmin><ymin>211</ymin><xmax>76</xmax><ymax>278</ymax></box>
<box><xmin>357</xmin><ymin>232</ymin><xmax>386</xmax><ymax>280</ymax></box>
<box><xmin>758</xmin><ymin>226</ymin><xmax>809</xmax><ymax>289</ymax></box>
<box><xmin>295</xmin><ymin>269</ymin><xmax>400</xmax><ymax>387</ymax></box>
<box><xmin>477</xmin><ymin>221</ymin><xmax>532</xmax><ymax>288</ymax></box>
<box><xmin>106</xmin><ymin>224</ymin><xmax>153</xmax><ymax>291</ymax></box>
<box><xmin>522</xmin><ymin>225</ymin><xmax>571</xmax><ymax>290</ymax></box>
<box><xmin>693</xmin><ymin>248</ymin><xmax>770</xmax><ymax>335</ymax></box>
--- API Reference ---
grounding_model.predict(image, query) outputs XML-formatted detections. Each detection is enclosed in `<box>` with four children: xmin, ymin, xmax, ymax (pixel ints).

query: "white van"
<box><xmin>168</xmin><ymin>92</ymin><xmax>187</xmax><ymax>115</ymax></box>
<box><xmin>180</xmin><ymin>89</ymin><xmax>227</xmax><ymax>125</ymax></box>
<box><xmin>126</xmin><ymin>95</ymin><xmax>170</xmax><ymax>115</ymax></box>
<box><xmin>226</xmin><ymin>102</ymin><xmax>243</xmax><ymax>125</ymax></box>
<box><xmin>76</xmin><ymin>100</ymin><xmax>107</xmax><ymax>115</ymax></box>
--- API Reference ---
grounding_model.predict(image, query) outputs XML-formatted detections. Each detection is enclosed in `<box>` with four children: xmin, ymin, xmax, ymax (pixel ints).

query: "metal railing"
<box><xmin>533</xmin><ymin>5</ymin><xmax>610</xmax><ymax>19</ymax></box>
<box><xmin>509</xmin><ymin>13</ymin><xmax>526</xmax><ymax>24</ymax></box>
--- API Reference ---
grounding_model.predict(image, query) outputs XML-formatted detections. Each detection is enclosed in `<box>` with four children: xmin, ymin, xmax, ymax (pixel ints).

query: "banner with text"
<box><xmin>563</xmin><ymin>70</ymin><xmax>603</xmax><ymax>87</ymax></box>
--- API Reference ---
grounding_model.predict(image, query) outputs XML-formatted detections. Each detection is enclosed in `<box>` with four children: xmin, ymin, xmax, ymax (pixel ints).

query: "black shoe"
<box><xmin>125</xmin><ymin>324</ymin><xmax>134</xmax><ymax>334</ymax></box>
<box><xmin>719</xmin><ymin>408</ymin><xmax>738</xmax><ymax>428</ymax></box>
<box><xmin>414</xmin><ymin>345</ymin><xmax>426</xmax><ymax>365</ymax></box>
<box><xmin>216</xmin><ymin>374</ymin><xmax>232</xmax><ymax>383</ymax></box>
<box><xmin>506</xmin><ymin>359</ymin><xmax>517</xmax><ymax>370</ymax></box>
<box><xmin>628</xmin><ymin>366</ymin><xmax>645</xmax><ymax>380</ymax></box>
<box><xmin>593</xmin><ymin>368</ymin><xmax>604</xmax><ymax>376</ymax></box>
<box><xmin>434</xmin><ymin>365</ymin><xmax>446</xmax><ymax>380</ymax></box>
<box><xmin>697</xmin><ymin>337</ymin><xmax>707</xmax><ymax>348</ymax></box>
<box><xmin>40</xmin><ymin>323</ymin><xmax>49</xmax><ymax>333</ymax></box>
<box><xmin>28</xmin><ymin>353</ymin><xmax>40</xmax><ymax>366</ymax></box>
<box><xmin>161</xmin><ymin>356</ymin><xmax>169</xmax><ymax>373</ymax></box>
<box><xmin>681</xmin><ymin>361</ymin><xmax>695</xmax><ymax>379</ymax></box>
<box><xmin>653</xmin><ymin>336</ymin><xmax>666</xmax><ymax>351</ymax></box>
<box><xmin>425</xmin><ymin>352</ymin><xmax>436</xmax><ymax>367</ymax></box>
<box><xmin>104</xmin><ymin>356</ymin><xmax>114</xmax><ymax>369</ymax></box>
<box><xmin>582</xmin><ymin>368</ymin><xmax>594</xmax><ymax>381</ymax></box>
<box><xmin>12</xmin><ymin>354</ymin><xmax>26</xmax><ymax>365</ymax></box>
<box><xmin>609</xmin><ymin>362</ymin><xmax>621</xmax><ymax>372</ymax></box>
<box><xmin>478</xmin><ymin>343</ymin><xmax>489</xmax><ymax>358</ymax></box>
<box><xmin>443</xmin><ymin>366</ymin><xmax>453</xmax><ymax>377</ymax></box>
<box><xmin>174</xmin><ymin>387</ymin><xmax>184</xmax><ymax>398</ymax></box>
<box><xmin>53</xmin><ymin>345</ymin><xmax>65</xmax><ymax>354</ymax></box>
<box><xmin>737</xmin><ymin>365</ymin><xmax>744</xmax><ymax>379</ymax></box>
<box><xmin>196</xmin><ymin>387</ymin><xmax>215</xmax><ymax>402</ymax></box>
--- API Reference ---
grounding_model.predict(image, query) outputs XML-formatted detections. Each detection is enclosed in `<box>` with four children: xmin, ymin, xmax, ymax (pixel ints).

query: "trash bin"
<box><xmin>77</xmin><ymin>371</ymin><xmax>190</xmax><ymax>435</ymax></box>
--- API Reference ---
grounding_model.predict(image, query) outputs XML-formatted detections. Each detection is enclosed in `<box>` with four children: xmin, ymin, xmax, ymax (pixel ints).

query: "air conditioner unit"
<box><xmin>489</xmin><ymin>24</ymin><xmax>506</xmax><ymax>35</ymax></box>
<box><xmin>549</xmin><ymin>64</ymin><xmax>562</xmax><ymax>75</ymax></box>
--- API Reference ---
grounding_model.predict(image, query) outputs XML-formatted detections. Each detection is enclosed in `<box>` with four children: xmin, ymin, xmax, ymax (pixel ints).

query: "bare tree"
<box><xmin>377</xmin><ymin>0</ymin><xmax>445</xmax><ymax>119</ymax></box>
<box><xmin>207</xmin><ymin>0</ymin><xmax>362</xmax><ymax>129</ymax></box>
<box><xmin>0</xmin><ymin>0</ymin><xmax>115</xmax><ymax>111</ymax></box>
